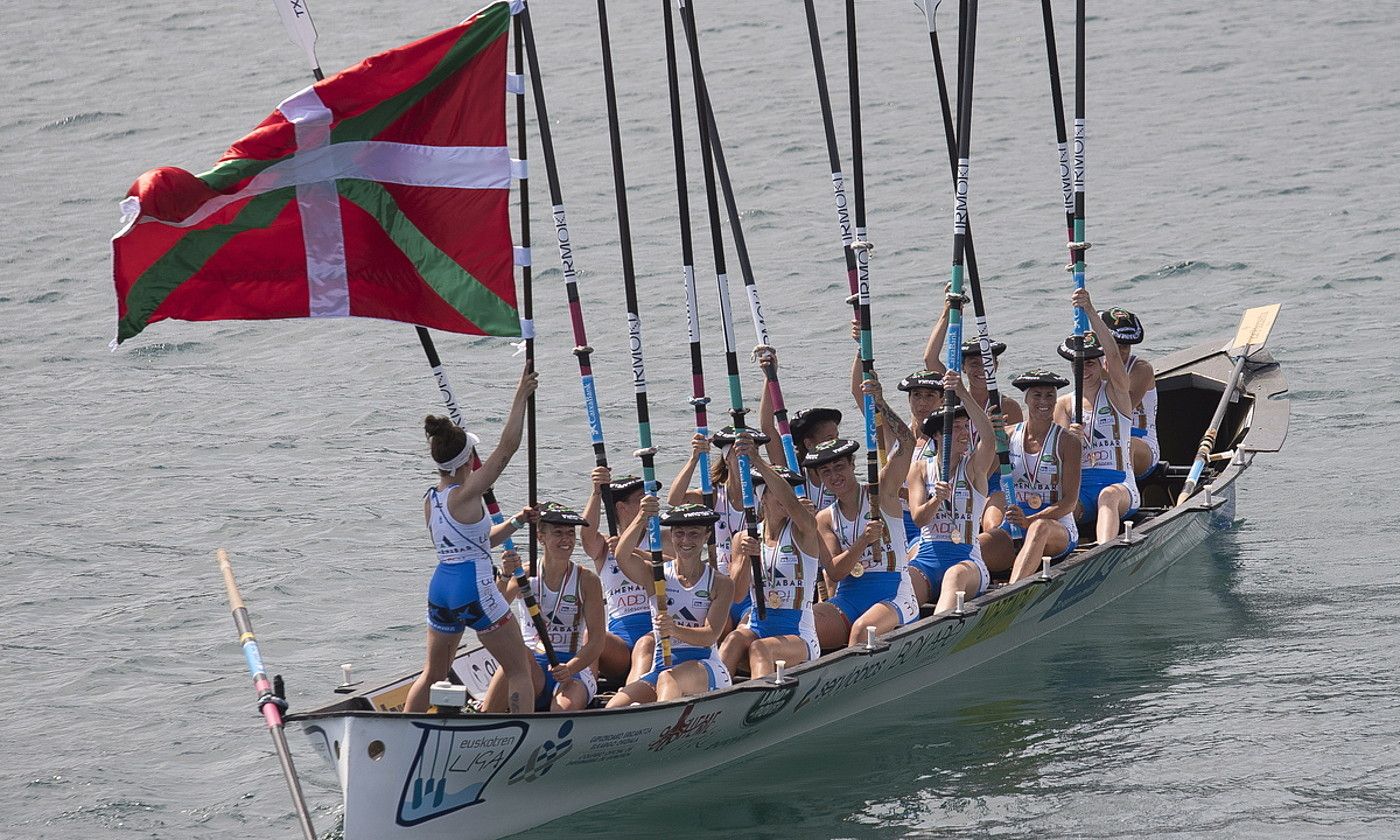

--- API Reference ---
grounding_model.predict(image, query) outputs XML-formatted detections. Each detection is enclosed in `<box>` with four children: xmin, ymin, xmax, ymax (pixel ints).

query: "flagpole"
<box><xmin>518</xmin><ymin>3</ymin><xmax>619</xmax><ymax>537</ymax></box>
<box><xmin>596</xmin><ymin>0</ymin><xmax>672</xmax><ymax>666</ymax></box>
<box><xmin>662</xmin><ymin>0</ymin><xmax>717</xmax><ymax>568</ymax></box>
<box><xmin>266</xmin><ymin>0</ymin><xmax>556</xmax><ymax>660</ymax></box>
<box><xmin>677</xmin><ymin>0</ymin><xmax>767</xmax><ymax>619</ymax></box>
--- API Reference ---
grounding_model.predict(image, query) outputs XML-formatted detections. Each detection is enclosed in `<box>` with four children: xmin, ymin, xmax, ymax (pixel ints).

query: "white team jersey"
<box><xmin>920</xmin><ymin>450</ymin><xmax>987</xmax><ymax>559</ymax></box>
<box><xmin>657</xmin><ymin>561</ymin><xmax>720</xmax><ymax>656</ymax></box>
<box><xmin>757</xmin><ymin>519</ymin><xmax>819</xmax><ymax>611</ymax></box>
<box><xmin>426</xmin><ymin>485</ymin><xmax>493</xmax><ymax>566</ymax></box>
<box><xmin>1083</xmin><ymin>383</ymin><xmax>1136</xmax><ymax>475</ymax></box>
<box><xmin>828</xmin><ymin>485</ymin><xmax>908</xmax><ymax>574</ymax></box>
<box><xmin>1127</xmin><ymin>354</ymin><xmax>1160</xmax><ymax>459</ymax></box>
<box><xmin>518</xmin><ymin>562</ymin><xmax>586</xmax><ymax>656</ymax></box>
<box><xmin>1009</xmin><ymin>422</ymin><xmax>1079</xmax><ymax>540</ymax></box>
<box><xmin>598</xmin><ymin>553</ymin><xmax>649</xmax><ymax>622</ymax></box>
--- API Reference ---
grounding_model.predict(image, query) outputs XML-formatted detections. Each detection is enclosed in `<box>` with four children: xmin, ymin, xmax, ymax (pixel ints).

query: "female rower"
<box><xmin>922</xmin><ymin>296</ymin><xmax>1024</xmax><ymax>425</ymax></box>
<box><xmin>896</xmin><ymin>370</ymin><xmax>945</xmax><ymax>547</ymax></box>
<box><xmin>484</xmin><ymin>502</ymin><xmax>607</xmax><ymax>712</ymax></box>
<box><xmin>755</xmin><ymin>347</ymin><xmax>843</xmax><ymax>509</ymax></box>
<box><xmin>1055</xmin><ymin>289</ymin><xmax>1141</xmax><ymax>545</ymax></box>
<box><xmin>579</xmin><ymin>469</ymin><xmax>652</xmax><ymax>683</ymax></box>
<box><xmin>981</xmin><ymin>370</ymin><xmax>1083</xmax><ymax>584</ymax></box>
<box><xmin>405</xmin><ymin>367</ymin><xmax>538</xmax><ymax>714</ymax></box>
<box><xmin>667</xmin><ymin>427</ymin><xmax>772</xmax><ymax>632</ymax></box>
<box><xmin>606</xmin><ymin>499</ymin><xmax>734</xmax><ymax>706</ymax></box>
<box><xmin>1100</xmin><ymin>306</ymin><xmax>1160</xmax><ymax>479</ymax></box>
<box><xmin>906</xmin><ymin>370</ymin><xmax>998</xmax><ymax>612</ymax></box>
<box><xmin>810</xmin><ymin>381</ymin><xmax>920</xmax><ymax>646</ymax></box>
<box><xmin>719</xmin><ymin>438</ymin><xmax>827</xmax><ymax>677</ymax></box>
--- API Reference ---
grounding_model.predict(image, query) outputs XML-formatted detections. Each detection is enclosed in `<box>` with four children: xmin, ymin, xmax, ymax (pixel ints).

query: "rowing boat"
<box><xmin>284</xmin><ymin>335</ymin><xmax>1289</xmax><ymax>839</ymax></box>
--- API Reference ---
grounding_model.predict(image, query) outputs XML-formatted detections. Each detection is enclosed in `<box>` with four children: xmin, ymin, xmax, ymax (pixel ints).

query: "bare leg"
<box><xmin>476</xmin><ymin>618</ymin><xmax>538</xmax><ymax>714</ymax></box>
<box><xmin>628</xmin><ymin>634</ymin><xmax>656</xmax><ymax>684</ymax></box>
<box><xmin>1096</xmin><ymin>484</ymin><xmax>1133</xmax><ymax>545</ymax></box>
<box><xmin>813</xmin><ymin>601</ymin><xmax>849</xmax><ymax>651</ymax></box>
<box><xmin>982</xmin><ymin>491</ymin><xmax>1006</xmax><ymax>533</ymax></box>
<box><xmin>720</xmin><ymin>625</ymin><xmax>756</xmax><ymax>675</ymax></box>
<box><xmin>934</xmin><ymin>561</ymin><xmax>982</xmax><ymax>613</ymax></box>
<box><xmin>980</xmin><ymin>528</ymin><xmax>1015</xmax><ymax>574</ymax></box>
<box><xmin>551</xmin><ymin>677</ymin><xmax>590</xmax><ymax>712</ymax></box>
<box><xmin>404</xmin><ymin>627</ymin><xmax>463</xmax><ymax>714</ymax></box>
<box><xmin>605</xmin><ymin>679</ymin><xmax>659</xmax><ymax>708</ymax></box>
<box><xmin>748</xmin><ymin>636</ymin><xmax>811</xmax><ymax>678</ymax></box>
<box><xmin>908</xmin><ymin>566</ymin><xmax>933</xmax><ymax>606</ymax></box>
<box><xmin>1131</xmin><ymin>438</ymin><xmax>1154</xmax><ymax>478</ymax></box>
<box><xmin>1008</xmin><ymin>520</ymin><xmax>1071</xmax><ymax>584</ymax></box>
<box><xmin>847</xmin><ymin>602</ymin><xmax>899</xmax><ymax>647</ymax></box>
<box><xmin>597</xmin><ymin>633</ymin><xmax>634</xmax><ymax>683</ymax></box>
<box><xmin>656</xmin><ymin>660</ymin><xmax>716</xmax><ymax>701</ymax></box>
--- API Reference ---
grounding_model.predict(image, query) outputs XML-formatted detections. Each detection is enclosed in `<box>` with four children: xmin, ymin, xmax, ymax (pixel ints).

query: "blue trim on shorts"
<box><xmin>908</xmin><ymin>540</ymin><xmax>972</xmax><ymax>592</ymax></box>
<box><xmin>533</xmin><ymin>652</ymin><xmax>558</xmax><ymax>712</ymax></box>
<box><xmin>1078</xmin><ymin>468</ymin><xmax>1127</xmax><ymax>521</ymax></box>
<box><xmin>828</xmin><ymin>571</ymin><xmax>901</xmax><ymax>623</ymax></box>
<box><xmin>1130</xmin><ymin>426</ymin><xmax>1147</xmax><ymax>438</ymax></box>
<box><xmin>607</xmin><ymin>612</ymin><xmax>653</xmax><ymax>648</ymax></box>
<box><xmin>902</xmin><ymin>509</ymin><xmax>920</xmax><ymax>546</ymax></box>
<box><xmin>729</xmin><ymin>593</ymin><xmax>753</xmax><ymax>626</ymax></box>
<box><xmin>425</xmin><ymin>561</ymin><xmax>504</xmax><ymax>634</ymax></box>
<box><xmin>639</xmin><ymin>646</ymin><xmax>713</xmax><ymax>686</ymax></box>
<box><xmin>749</xmin><ymin>606</ymin><xmax>804</xmax><ymax>640</ymax></box>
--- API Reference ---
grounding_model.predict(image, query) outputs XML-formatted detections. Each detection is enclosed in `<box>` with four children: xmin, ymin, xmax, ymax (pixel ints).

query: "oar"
<box><xmin>662</xmin><ymin>0</ymin><xmax>719</xmax><ymax>567</ymax></box>
<box><xmin>596</xmin><ymin>0</ymin><xmax>671</xmax><ymax>666</ymax></box>
<box><xmin>1176</xmin><ymin>304</ymin><xmax>1281</xmax><ymax>503</ymax></box>
<box><xmin>215</xmin><ymin>549</ymin><xmax>316</xmax><ymax>840</ymax></box>
<box><xmin>269</xmin><ymin>0</ymin><xmax>548</xmax><ymax>633</ymax></box>
<box><xmin>509</xmin><ymin>13</ymin><xmax>559</xmax><ymax>668</ymax></box>
<box><xmin>678</xmin><ymin>0</ymin><xmax>767</xmax><ymax>618</ymax></box>
<box><xmin>940</xmin><ymin>0</ymin><xmax>980</xmax><ymax>479</ymax></box>
<box><xmin>919</xmin><ymin>0</ymin><xmax>1016</xmax><ymax>526</ymax></box>
<box><xmin>518</xmin><ymin>4</ymin><xmax>621</xmax><ymax>537</ymax></box>
<box><xmin>1069</xmin><ymin>0</ymin><xmax>1089</xmax><ymax>424</ymax></box>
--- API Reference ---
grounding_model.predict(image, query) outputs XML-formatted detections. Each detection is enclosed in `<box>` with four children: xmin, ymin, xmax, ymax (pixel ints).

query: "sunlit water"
<box><xmin>3</xmin><ymin>0</ymin><xmax>1397</xmax><ymax>837</ymax></box>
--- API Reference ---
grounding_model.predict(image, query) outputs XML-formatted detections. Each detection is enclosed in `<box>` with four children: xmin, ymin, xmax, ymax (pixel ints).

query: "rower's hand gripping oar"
<box><xmin>1176</xmin><ymin>304</ymin><xmax>1281</xmax><ymax>504</ymax></box>
<box><xmin>216</xmin><ymin>549</ymin><xmax>317</xmax><ymax>840</ymax></box>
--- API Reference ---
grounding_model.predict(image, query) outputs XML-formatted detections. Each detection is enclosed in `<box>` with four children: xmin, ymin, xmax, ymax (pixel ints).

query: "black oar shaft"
<box><xmin>846</xmin><ymin>0</ymin><xmax>880</xmax><ymax>520</ymax></box>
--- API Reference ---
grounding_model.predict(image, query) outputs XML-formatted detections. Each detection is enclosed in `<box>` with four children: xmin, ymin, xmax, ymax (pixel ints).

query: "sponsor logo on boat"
<box><xmin>565</xmin><ymin>727</ymin><xmax>653</xmax><ymax>767</ymax></box>
<box><xmin>648</xmin><ymin>703</ymin><xmax>722</xmax><ymax>751</ymax></box>
<box><xmin>397</xmin><ymin>720</ymin><xmax>528</xmax><ymax>827</ymax></box>
<box><xmin>508</xmin><ymin>720</ymin><xmax>573</xmax><ymax>785</ymax></box>
<box><xmin>951</xmin><ymin>585</ymin><xmax>1038</xmax><ymax>653</ymax></box>
<box><xmin>743</xmin><ymin>682</ymin><xmax>797</xmax><ymax>727</ymax></box>
<box><xmin>1038</xmin><ymin>550</ymin><xmax>1127</xmax><ymax>622</ymax></box>
<box><xmin>889</xmin><ymin>619</ymin><xmax>963</xmax><ymax>671</ymax></box>
<box><xmin>794</xmin><ymin>659</ymin><xmax>887</xmax><ymax>712</ymax></box>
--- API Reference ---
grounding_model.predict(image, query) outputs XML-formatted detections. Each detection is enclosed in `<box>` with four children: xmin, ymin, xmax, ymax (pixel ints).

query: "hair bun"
<box><xmin>423</xmin><ymin>415</ymin><xmax>454</xmax><ymax>439</ymax></box>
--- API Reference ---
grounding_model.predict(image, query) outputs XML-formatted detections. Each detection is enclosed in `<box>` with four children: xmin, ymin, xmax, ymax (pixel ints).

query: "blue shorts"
<box><xmin>902</xmin><ymin>509</ymin><xmax>920</xmax><ymax>546</ymax></box>
<box><xmin>1078</xmin><ymin>468</ymin><xmax>1140</xmax><ymax>523</ymax></box>
<box><xmin>748</xmin><ymin>606</ymin><xmax>820</xmax><ymax>661</ymax></box>
<box><xmin>729</xmin><ymin>593</ymin><xmax>753</xmax><ymax>625</ymax></box>
<box><xmin>998</xmin><ymin>515</ymin><xmax>1080</xmax><ymax>561</ymax></box>
<box><xmin>534</xmin><ymin>652</ymin><xmax>597</xmax><ymax>711</ymax></box>
<box><xmin>607</xmin><ymin>612</ymin><xmax>653</xmax><ymax>648</ymax></box>
<box><xmin>426</xmin><ymin>560</ymin><xmax>510</xmax><ymax>635</ymax></box>
<box><xmin>908</xmin><ymin>540</ymin><xmax>972</xmax><ymax>593</ymax></box>
<box><xmin>828</xmin><ymin>571</ymin><xmax>900</xmax><ymax>622</ymax></box>
<box><xmin>639</xmin><ymin>646</ymin><xmax>726</xmax><ymax>688</ymax></box>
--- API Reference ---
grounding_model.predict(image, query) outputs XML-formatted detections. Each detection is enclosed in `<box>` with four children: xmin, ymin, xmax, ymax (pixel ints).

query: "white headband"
<box><xmin>434</xmin><ymin>432</ymin><xmax>482</xmax><ymax>472</ymax></box>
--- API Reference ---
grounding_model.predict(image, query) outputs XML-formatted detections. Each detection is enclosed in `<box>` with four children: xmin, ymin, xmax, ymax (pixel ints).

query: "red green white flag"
<box><xmin>111</xmin><ymin>1</ymin><xmax>520</xmax><ymax>345</ymax></box>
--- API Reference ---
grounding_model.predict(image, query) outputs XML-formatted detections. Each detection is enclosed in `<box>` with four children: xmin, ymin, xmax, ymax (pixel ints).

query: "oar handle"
<box><xmin>1177</xmin><ymin>354</ymin><xmax>1247</xmax><ymax>503</ymax></box>
<box><xmin>217</xmin><ymin>548</ymin><xmax>245</xmax><ymax>612</ymax></box>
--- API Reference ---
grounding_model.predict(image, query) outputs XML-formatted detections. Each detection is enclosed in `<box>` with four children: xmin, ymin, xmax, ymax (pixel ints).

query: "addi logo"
<box><xmin>743</xmin><ymin>682</ymin><xmax>797</xmax><ymax>727</ymax></box>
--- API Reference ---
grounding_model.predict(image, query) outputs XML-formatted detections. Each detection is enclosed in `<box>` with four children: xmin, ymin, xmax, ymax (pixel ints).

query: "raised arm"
<box><xmin>461</xmin><ymin>366</ymin><xmax>538</xmax><ymax>500</ymax></box>
<box><xmin>922</xmin><ymin>298</ymin><xmax>953</xmax><ymax>373</ymax></box>
<box><xmin>489</xmin><ymin>506</ymin><xmax>535</xmax><ymax>548</ymax></box>
<box><xmin>667</xmin><ymin>434</ymin><xmax>708</xmax><ymax>506</ymax></box>
<box><xmin>755</xmin><ymin>350</ymin><xmax>786</xmax><ymax>464</ymax></box>
<box><xmin>742</xmin><ymin>440</ymin><xmax>820</xmax><ymax>553</ymax></box>
<box><xmin>580</xmin><ymin>466</ymin><xmax>610</xmax><ymax>564</ymax></box>
<box><xmin>1074</xmin><ymin>289</ymin><xmax>1133</xmax><ymax>416</ymax></box>
<box><xmin>849</xmin><ymin>320</ymin><xmax>865</xmax><ymax>409</ymax></box>
<box><xmin>868</xmin><ymin>376</ymin><xmax>915</xmax><ymax>511</ymax></box>
<box><xmin>613</xmin><ymin>494</ymin><xmax>660</xmax><ymax>590</ymax></box>
<box><xmin>952</xmin><ymin>371</ymin><xmax>999</xmax><ymax>484</ymax></box>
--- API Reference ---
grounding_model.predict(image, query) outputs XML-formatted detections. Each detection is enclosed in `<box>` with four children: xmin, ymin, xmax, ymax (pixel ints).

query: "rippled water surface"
<box><xmin>3</xmin><ymin>0</ymin><xmax>1397</xmax><ymax>837</ymax></box>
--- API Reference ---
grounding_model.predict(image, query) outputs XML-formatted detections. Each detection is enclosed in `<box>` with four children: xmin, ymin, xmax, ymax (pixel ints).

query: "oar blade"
<box><xmin>1227</xmin><ymin>303</ymin><xmax>1281</xmax><ymax>357</ymax></box>
<box><xmin>271</xmin><ymin>0</ymin><xmax>320</xmax><ymax>73</ymax></box>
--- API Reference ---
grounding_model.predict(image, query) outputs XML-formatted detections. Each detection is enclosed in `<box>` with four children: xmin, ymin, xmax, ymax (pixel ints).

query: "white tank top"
<box><xmin>658</xmin><ymin>561</ymin><xmax>720</xmax><ymax>656</ymax></box>
<box><xmin>921</xmin><ymin>451</ymin><xmax>986</xmax><ymax>558</ymax></box>
<box><xmin>425</xmin><ymin>485</ymin><xmax>493</xmax><ymax>566</ymax></box>
<box><xmin>804</xmin><ymin>476</ymin><xmax>837</xmax><ymax>511</ymax></box>
<box><xmin>1127</xmin><ymin>355</ymin><xmax>1159</xmax><ymax>449</ymax></box>
<box><xmin>518</xmin><ymin>562</ymin><xmax>585</xmax><ymax>655</ymax></box>
<box><xmin>1010</xmin><ymin>423</ymin><xmax>1079</xmax><ymax>539</ymax></box>
<box><xmin>599</xmin><ymin>553</ymin><xmax>649</xmax><ymax>622</ymax></box>
<box><xmin>829</xmin><ymin>485</ymin><xmax>908</xmax><ymax>574</ymax></box>
<box><xmin>713</xmin><ymin>489</ymin><xmax>749</xmax><ymax>575</ymax></box>
<box><xmin>757</xmin><ymin>519</ymin><xmax>819</xmax><ymax>612</ymax></box>
<box><xmin>1083</xmin><ymin>383</ymin><xmax>1135</xmax><ymax>475</ymax></box>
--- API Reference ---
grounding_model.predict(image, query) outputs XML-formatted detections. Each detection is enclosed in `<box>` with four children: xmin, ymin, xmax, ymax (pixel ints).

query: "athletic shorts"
<box><xmin>999</xmin><ymin>508</ymin><xmax>1080</xmax><ymax>561</ymax></box>
<box><xmin>828</xmin><ymin>570</ymin><xmax>919</xmax><ymax>626</ymax></box>
<box><xmin>426</xmin><ymin>560</ymin><xmax>511</xmax><ymax>635</ymax></box>
<box><xmin>1078</xmin><ymin>468</ymin><xmax>1141</xmax><ymax>523</ymax></box>
<box><xmin>534</xmin><ymin>653</ymin><xmax>597</xmax><ymax>712</ymax></box>
<box><xmin>607</xmin><ymin>611</ymin><xmax>653</xmax><ymax>648</ymax></box>
<box><xmin>746</xmin><ymin>606</ymin><xmax>820</xmax><ymax>661</ymax></box>
<box><xmin>729</xmin><ymin>593</ymin><xmax>753</xmax><ymax>626</ymax></box>
<box><xmin>902</xmin><ymin>509</ymin><xmax>920</xmax><ymax>546</ymax></box>
<box><xmin>908</xmin><ymin>540</ymin><xmax>973</xmax><ymax>597</ymax></box>
<box><xmin>639</xmin><ymin>646</ymin><xmax>732</xmax><ymax>690</ymax></box>
<box><xmin>1130</xmin><ymin>428</ymin><xmax>1163</xmax><ymax>478</ymax></box>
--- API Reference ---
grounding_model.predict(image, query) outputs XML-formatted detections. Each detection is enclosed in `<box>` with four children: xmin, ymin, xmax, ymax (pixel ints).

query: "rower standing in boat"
<box><xmin>810</xmin><ymin>380</ymin><xmax>920</xmax><ymax>646</ymax></box>
<box><xmin>606</xmin><ymin>499</ymin><xmax>734</xmax><ymax>706</ymax></box>
<box><xmin>667</xmin><ymin>428</ymin><xmax>771</xmax><ymax>631</ymax></box>
<box><xmin>1099</xmin><ymin>306</ymin><xmax>1160</xmax><ymax>479</ymax></box>
<box><xmin>906</xmin><ymin>370</ymin><xmax>999</xmax><ymax>611</ymax></box>
<box><xmin>1056</xmin><ymin>289</ymin><xmax>1142</xmax><ymax>546</ymax></box>
<box><xmin>580</xmin><ymin>468</ymin><xmax>653</xmax><ymax>683</ymax></box>
<box><xmin>404</xmin><ymin>368</ymin><xmax>539</xmax><ymax>715</ymax></box>
<box><xmin>484</xmin><ymin>502</ymin><xmax>607</xmax><ymax>713</ymax></box>
<box><xmin>982</xmin><ymin>370</ymin><xmax>1084</xmax><ymax>583</ymax></box>
<box><xmin>719</xmin><ymin>437</ymin><xmax>827</xmax><ymax>677</ymax></box>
